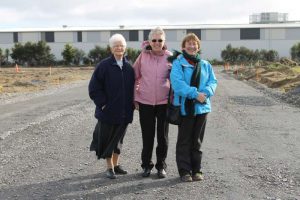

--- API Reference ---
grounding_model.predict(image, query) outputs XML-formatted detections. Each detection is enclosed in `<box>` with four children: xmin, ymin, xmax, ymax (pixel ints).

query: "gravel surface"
<box><xmin>0</xmin><ymin>68</ymin><xmax>299</xmax><ymax>200</ymax></box>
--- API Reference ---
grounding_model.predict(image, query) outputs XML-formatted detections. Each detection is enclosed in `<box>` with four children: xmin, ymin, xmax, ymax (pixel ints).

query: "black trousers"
<box><xmin>176</xmin><ymin>113</ymin><xmax>207</xmax><ymax>176</ymax></box>
<box><xmin>139</xmin><ymin>103</ymin><xmax>169</xmax><ymax>170</ymax></box>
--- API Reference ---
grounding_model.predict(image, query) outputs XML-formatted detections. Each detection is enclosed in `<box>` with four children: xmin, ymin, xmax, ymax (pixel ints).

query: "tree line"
<box><xmin>219</xmin><ymin>43</ymin><xmax>300</xmax><ymax>65</ymax></box>
<box><xmin>1</xmin><ymin>41</ymin><xmax>300</xmax><ymax>67</ymax></box>
<box><xmin>0</xmin><ymin>42</ymin><xmax>141</xmax><ymax>67</ymax></box>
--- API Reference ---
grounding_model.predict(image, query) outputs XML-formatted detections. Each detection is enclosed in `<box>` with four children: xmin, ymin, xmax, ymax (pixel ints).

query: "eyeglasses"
<box><xmin>151</xmin><ymin>39</ymin><xmax>163</xmax><ymax>43</ymax></box>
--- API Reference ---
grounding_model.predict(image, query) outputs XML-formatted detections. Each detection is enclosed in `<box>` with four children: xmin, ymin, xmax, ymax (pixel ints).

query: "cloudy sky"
<box><xmin>0</xmin><ymin>0</ymin><xmax>299</xmax><ymax>28</ymax></box>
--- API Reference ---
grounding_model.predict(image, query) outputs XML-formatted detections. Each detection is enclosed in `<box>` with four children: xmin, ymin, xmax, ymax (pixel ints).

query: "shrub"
<box><xmin>290</xmin><ymin>42</ymin><xmax>300</xmax><ymax>62</ymax></box>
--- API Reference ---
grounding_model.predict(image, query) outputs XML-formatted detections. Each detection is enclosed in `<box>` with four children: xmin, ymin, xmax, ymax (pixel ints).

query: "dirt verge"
<box><xmin>0</xmin><ymin>66</ymin><xmax>94</xmax><ymax>94</ymax></box>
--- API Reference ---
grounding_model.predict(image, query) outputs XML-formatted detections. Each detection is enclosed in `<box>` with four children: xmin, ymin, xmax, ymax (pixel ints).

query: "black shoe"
<box><xmin>106</xmin><ymin>168</ymin><xmax>116</xmax><ymax>179</ymax></box>
<box><xmin>142</xmin><ymin>168</ymin><xmax>151</xmax><ymax>177</ymax></box>
<box><xmin>114</xmin><ymin>165</ymin><xmax>128</xmax><ymax>175</ymax></box>
<box><xmin>192</xmin><ymin>172</ymin><xmax>204</xmax><ymax>181</ymax></box>
<box><xmin>180</xmin><ymin>174</ymin><xmax>193</xmax><ymax>182</ymax></box>
<box><xmin>157</xmin><ymin>169</ymin><xmax>167</xmax><ymax>179</ymax></box>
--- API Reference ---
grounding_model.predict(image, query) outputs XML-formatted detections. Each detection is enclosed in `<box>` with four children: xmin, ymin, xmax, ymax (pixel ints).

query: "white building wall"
<box><xmin>138</xmin><ymin>30</ymin><xmax>143</xmax><ymax>42</ymax></box>
<box><xmin>0</xmin><ymin>44</ymin><xmax>13</xmax><ymax>51</ymax></box>
<box><xmin>86</xmin><ymin>31</ymin><xmax>101</xmax><ymax>43</ymax></box>
<box><xmin>286</xmin><ymin>28</ymin><xmax>300</xmax><ymax>39</ymax></box>
<box><xmin>165</xmin><ymin>30</ymin><xmax>177</xmax><ymax>41</ymax></box>
<box><xmin>220</xmin><ymin>29</ymin><xmax>240</xmax><ymax>41</ymax></box>
<box><xmin>263</xmin><ymin>28</ymin><xmax>286</xmax><ymax>40</ymax></box>
<box><xmin>100</xmin><ymin>31</ymin><xmax>110</xmax><ymax>42</ymax></box>
<box><xmin>55</xmin><ymin>32</ymin><xmax>74</xmax><ymax>43</ymax></box>
<box><xmin>268</xmin><ymin>40</ymin><xmax>299</xmax><ymax>57</ymax></box>
<box><xmin>82</xmin><ymin>32</ymin><xmax>88</xmax><ymax>43</ymax></box>
<box><xmin>19</xmin><ymin>32</ymin><xmax>40</xmax><ymax>43</ymax></box>
<box><xmin>204</xmin><ymin>29</ymin><xmax>221</xmax><ymax>40</ymax></box>
<box><xmin>270</xmin><ymin>28</ymin><xmax>286</xmax><ymax>40</ymax></box>
<box><xmin>1</xmin><ymin>25</ymin><xmax>300</xmax><ymax>61</ymax></box>
<box><xmin>176</xmin><ymin>30</ymin><xmax>186</xmax><ymax>43</ymax></box>
<box><xmin>0</xmin><ymin>33</ymin><xmax>13</xmax><ymax>44</ymax></box>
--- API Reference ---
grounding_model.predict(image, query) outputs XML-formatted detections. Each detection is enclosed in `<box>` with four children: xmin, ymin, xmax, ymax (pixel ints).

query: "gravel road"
<box><xmin>0</xmin><ymin>68</ymin><xmax>299</xmax><ymax>200</ymax></box>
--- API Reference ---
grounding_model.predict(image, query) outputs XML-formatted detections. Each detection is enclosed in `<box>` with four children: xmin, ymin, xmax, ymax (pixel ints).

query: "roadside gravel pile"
<box><xmin>247</xmin><ymin>80</ymin><xmax>300</xmax><ymax>108</ymax></box>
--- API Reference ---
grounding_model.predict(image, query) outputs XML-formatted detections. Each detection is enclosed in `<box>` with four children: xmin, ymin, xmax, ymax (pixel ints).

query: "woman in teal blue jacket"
<box><xmin>169</xmin><ymin>33</ymin><xmax>217</xmax><ymax>182</ymax></box>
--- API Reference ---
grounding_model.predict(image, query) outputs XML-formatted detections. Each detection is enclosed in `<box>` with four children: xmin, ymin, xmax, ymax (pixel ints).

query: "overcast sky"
<box><xmin>1</xmin><ymin>0</ymin><xmax>300</xmax><ymax>28</ymax></box>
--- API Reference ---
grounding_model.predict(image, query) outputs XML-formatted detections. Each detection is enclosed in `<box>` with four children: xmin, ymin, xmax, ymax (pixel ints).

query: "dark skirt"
<box><xmin>90</xmin><ymin>121</ymin><xmax>128</xmax><ymax>159</ymax></box>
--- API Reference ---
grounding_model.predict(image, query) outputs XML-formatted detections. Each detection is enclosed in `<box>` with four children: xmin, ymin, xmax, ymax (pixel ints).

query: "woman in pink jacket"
<box><xmin>133</xmin><ymin>27</ymin><xmax>171</xmax><ymax>178</ymax></box>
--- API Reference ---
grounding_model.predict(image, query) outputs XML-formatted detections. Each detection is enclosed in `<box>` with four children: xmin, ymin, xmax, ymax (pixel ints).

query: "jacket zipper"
<box><xmin>121</xmin><ymin>69</ymin><xmax>126</xmax><ymax>119</ymax></box>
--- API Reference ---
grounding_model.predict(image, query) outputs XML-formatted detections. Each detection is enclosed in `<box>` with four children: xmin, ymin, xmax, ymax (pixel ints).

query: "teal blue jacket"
<box><xmin>170</xmin><ymin>54</ymin><xmax>217</xmax><ymax>115</ymax></box>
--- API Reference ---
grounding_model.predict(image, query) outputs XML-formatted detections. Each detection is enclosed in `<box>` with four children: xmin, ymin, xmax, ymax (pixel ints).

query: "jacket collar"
<box><xmin>109</xmin><ymin>54</ymin><xmax>130</xmax><ymax>66</ymax></box>
<box><xmin>178</xmin><ymin>54</ymin><xmax>202</xmax><ymax>68</ymax></box>
<box><xmin>178</xmin><ymin>54</ymin><xmax>192</xmax><ymax>68</ymax></box>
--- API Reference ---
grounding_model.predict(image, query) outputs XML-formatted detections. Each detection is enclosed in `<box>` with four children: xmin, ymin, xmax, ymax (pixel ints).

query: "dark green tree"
<box><xmin>290</xmin><ymin>42</ymin><xmax>300</xmax><ymax>62</ymax></box>
<box><xmin>34</xmin><ymin>41</ymin><xmax>55</xmax><ymax>66</ymax></box>
<box><xmin>73</xmin><ymin>48</ymin><xmax>85</xmax><ymax>65</ymax></box>
<box><xmin>11</xmin><ymin>43</ymin><xmax>26</xmax><ymax>64</ymax></box>
<box><xmin>221</xmin><ymin>44</ymin><xmax>279</xmax><ymax>65</ymax></box>
<box><xmin>10</xmin><ymin>41</ymin><xmax>54</xmax><ymax>66</ymax></box>
<box><xmin>88</xmin><ymin>45</ymin><xmax>109</xmax><ymax>64</ymax></box>
<box><xmin>260</xmin><ymin>49</ymin><xmax>278</xmax><ymax>62</ymax></box>
<box><xmin>0</xmin><ymin>48</ymin><xmax>3</xmax><ymax>66</ymax></box>
<box><xmin>61</xmin><ymin>43</ymin><xmax>76</xmax><ymax>65</ymax></box>
<box><xmin>5</xmin><ymin>48</ymin><xmax>10</xmax><ymax>64</ymax></box>
<box><xmin>126</xmin><ymin>47</ymin><xmax>141</xmax><ymax>64</ymax></box>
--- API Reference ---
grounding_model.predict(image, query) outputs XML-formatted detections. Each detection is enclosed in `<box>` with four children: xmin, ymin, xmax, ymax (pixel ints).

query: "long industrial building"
<box><xmin>1</xmin><ymin>23</ymin><xmax>300</xmax><ymax>60</ymax></box>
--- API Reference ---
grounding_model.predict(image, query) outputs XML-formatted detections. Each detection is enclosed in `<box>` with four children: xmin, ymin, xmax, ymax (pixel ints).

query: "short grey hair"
<box><xmin>148</xmin><ymin>27</ymin><xmax>166</xmax><ymax>40</ymax></box>
<box><xmin>109</xmin><ymin>34</ymin><xmax>127</xmax><ymax>48</ymax></box>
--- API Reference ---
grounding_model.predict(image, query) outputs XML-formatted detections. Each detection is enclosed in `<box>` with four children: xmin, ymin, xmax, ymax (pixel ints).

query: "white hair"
<box><xmin>148</xmin><ymin>27</ymin><xmax>166</xmax><ymax>40</ymax></box>
<box><xmin>109</xmin><ymin>34</ymin><xmax>127</xmax><ymax>48</ymax></box>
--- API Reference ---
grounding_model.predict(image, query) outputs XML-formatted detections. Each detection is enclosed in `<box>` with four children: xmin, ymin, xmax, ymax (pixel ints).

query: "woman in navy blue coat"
<box><xmin>89</xmin><ymin>34</ymin><xmax>135</xmax><ymax>179</ymax></box>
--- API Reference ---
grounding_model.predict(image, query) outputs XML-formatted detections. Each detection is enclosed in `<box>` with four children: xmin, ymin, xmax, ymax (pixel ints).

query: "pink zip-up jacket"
<box><xmin>133</xmin><ymin>41</ymin><xmax>172</xmax><ymax>105</ymax></box>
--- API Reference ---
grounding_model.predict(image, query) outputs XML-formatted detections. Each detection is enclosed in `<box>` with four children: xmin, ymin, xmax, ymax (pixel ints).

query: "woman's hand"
<box><xmin>196</xmin><ymin>93</ymin><xmax>207</xmax><ymax>103</ymax></box>
<box><xmin>134</xmin><ymin>101</ymin><xmax>139</xmax><ymax>110</ymax></box>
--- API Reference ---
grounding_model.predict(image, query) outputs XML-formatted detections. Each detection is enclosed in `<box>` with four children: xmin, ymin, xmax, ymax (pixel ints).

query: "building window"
<box><xmin>240</xmin><ymin>28</ymin><xmax>260</xmax><ymax>39</ymax></box>
<box><xmin>129</xmin><ymin>30</ymin><xmax>138</xmax><ymax>41</ymax></box>
<box><xmin>13</xmin><ymin>32</ymin><xmax>18</xmax><ymax>43</ymax></box>
<box><xmin>143</xmin><ymin>30</ymin><xmax>150</xmax><ymax>41</ymax></box>
<box><xmin>41</xmin><ymin>32</ymin><xmax>54</xmax><ymax>42</ymax></box>
<box><xmin>45</xmin><ymin>32</ymin><xmax>54</xmax><ymax>42</ymax></box>
<box><xmin>77</xmin><ymin>31</ymin><xmax>82</xmax><ymax>42</ymax></box>
<box><xmin>187</xmin><ymin>29</ymin><xmax>201</xmax><ymax>39</ymax></box>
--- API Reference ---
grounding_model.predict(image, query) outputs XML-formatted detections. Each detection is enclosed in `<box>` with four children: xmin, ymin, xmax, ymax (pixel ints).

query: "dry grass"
<box><xmin>0</xmin><ymin>66</ymin><xmax>94</xmax><ymax>94</ymax></box>
<box><xmin>292</xmin><ymin>66</ymin><xmax>300</xmax><ymax>73</ymax></box>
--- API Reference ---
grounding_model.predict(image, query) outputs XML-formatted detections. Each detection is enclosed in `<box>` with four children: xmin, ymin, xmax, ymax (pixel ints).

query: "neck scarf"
<box><xmin>182</xmin><ymin>50</ymin><xmax>201</xmax><ymax>64</ymax></box>
<box><xmin>182</xmin><ymin>50</ymin><xmax>201</xmax><ymax>116</ymax></box>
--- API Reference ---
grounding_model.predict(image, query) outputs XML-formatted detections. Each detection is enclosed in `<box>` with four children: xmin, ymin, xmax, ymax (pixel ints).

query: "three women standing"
<box><xmin>89</xmin><ymin>31</ymin><xmax>217</xmax><ymax>183</ymax></box>
<box><xmin>133</xmin><ymin>27</ymin><xmax>171</xmax><ymax>178</ymax></box>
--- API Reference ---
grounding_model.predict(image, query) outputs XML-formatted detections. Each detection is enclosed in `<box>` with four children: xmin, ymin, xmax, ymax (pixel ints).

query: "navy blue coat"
<box><xmin>88</xmin><ymin>55</ymin><xmax>135</xmax><ymax>124</ymax></box>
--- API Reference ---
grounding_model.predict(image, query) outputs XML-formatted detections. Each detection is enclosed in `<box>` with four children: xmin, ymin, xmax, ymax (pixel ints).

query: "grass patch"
<box><xmin>12</xmin><ymin>81</ymin><xmax>35</xmax><ymax>87</ymax></box>
<box><xmin>292</xmin><ymin>66</ymin><xmax>300</xmax><ymax>74</ymax></box>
